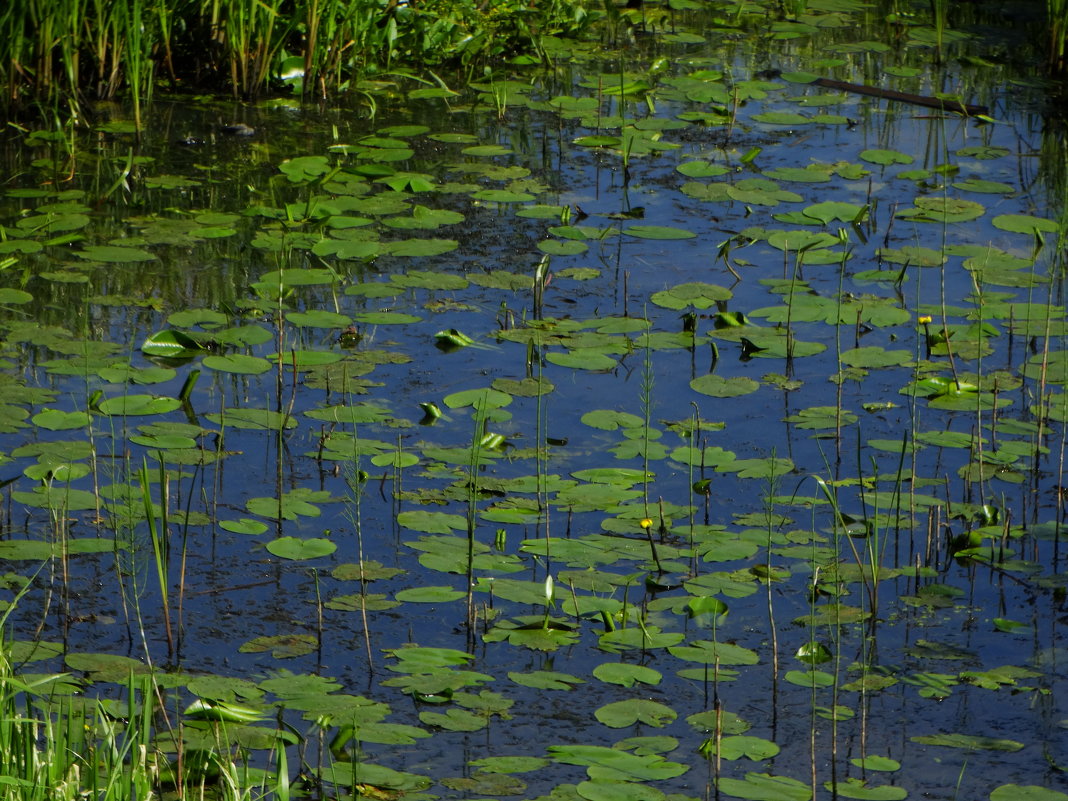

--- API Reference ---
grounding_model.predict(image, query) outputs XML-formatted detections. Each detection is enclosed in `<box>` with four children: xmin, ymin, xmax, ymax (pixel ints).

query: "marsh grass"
<box><xmin>0</xmin><ymin>0</ymin><xmax>596</xmax><ymax>116</ymax></box>
<box><xmin>1050</xmin><ymin>0</ymin><xmax>1068</xmax><ymax>71</ymax></box>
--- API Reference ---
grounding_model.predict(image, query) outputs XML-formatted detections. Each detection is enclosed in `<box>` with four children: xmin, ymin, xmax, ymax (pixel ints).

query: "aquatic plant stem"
<box><xmin>140</xmin><ymin>459</ymin><xmax>174</xmax><ymax>658</ymax></box>
<box><xmin>466</xmin><ymin>394</ymin><xmax>489</xmax><ymax>637</ymax></box>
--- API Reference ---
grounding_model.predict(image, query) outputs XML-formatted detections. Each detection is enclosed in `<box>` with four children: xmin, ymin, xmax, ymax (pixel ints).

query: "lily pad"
<box><xmin>717</xmin><ymin>772</ymin><xmax>811</xmax><ymax>801</ymax></box>
<box><xmin>266</xmin><ymin>537</ymin><xmax>337</xmax><ymax>560</ymax></box>
<box><xmin>690</xmin><ymin>374</ymin><xmax>760</xmax><ymax>397</ymax></box>
<box><xmin>594</xmin><ymin>698</ymin><xmax>677</xmax><ymax>728</ymax></box>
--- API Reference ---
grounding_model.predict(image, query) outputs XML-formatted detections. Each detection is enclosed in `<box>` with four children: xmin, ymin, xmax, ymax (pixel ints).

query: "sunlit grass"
<box><xmin>0</xmin><ymin>0</ymin><xmax>596</xmax><ymax>118</ymax></box>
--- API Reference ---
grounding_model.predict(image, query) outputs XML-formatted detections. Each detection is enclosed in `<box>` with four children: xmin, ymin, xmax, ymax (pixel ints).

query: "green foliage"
<box><xmin>0</xmin><ymin>0</ymin><xmax>597</xmax><ymax>113</ymax></box>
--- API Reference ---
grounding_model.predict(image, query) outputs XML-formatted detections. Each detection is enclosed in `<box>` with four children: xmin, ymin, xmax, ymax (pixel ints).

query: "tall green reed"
<box><xmin>1049</xmin><ymin>0</ymin><xmax>1068</xmax><ymax>72</ymax></box>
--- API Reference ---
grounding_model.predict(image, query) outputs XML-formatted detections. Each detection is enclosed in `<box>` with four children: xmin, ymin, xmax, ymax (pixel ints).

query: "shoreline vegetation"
<box><xmin>1</xmin><ymin>0</ymin><xmax>597</xmax><ymax>123</ymax></box>
<box><xmin>3</xmin><ymin>0</ymin><xmax>1067</xmax><ymax>126</ymax></box>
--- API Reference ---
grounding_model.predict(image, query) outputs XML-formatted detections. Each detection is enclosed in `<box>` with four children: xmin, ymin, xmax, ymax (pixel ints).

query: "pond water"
<box><xmin>1</xmin><ymin>2</ymin><xmax>1067</xmax><ymax>799</ymax></box>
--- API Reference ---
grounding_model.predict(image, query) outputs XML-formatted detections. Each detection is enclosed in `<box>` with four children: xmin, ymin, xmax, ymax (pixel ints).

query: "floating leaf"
<box><xmin>752</xmin><ymin>111</ymin><xmax>812</xmax><ymax>125</ymax></box>
<box><xmin>709</xmin><ymin>736</ymin><xmax>780</xmax><ymax>761</ymax></box>
<box><xmin>508</xmin><ymin>670</ymin><xmax>585</xmax><ymax>690</ymax></box>
<box><xmin>802</xmin><ymin>201</ymin><xmax>865</xmax><ymax>223</ymax></box>
<box><xmin>690</xmin><ymin>374</ymin><xmax>760</xmax><ymax>397</ymax></box>
<box><xmin>419</xmin><ymin>708</ymin><xmax>487</xmax><ymax>731</ymax></box>
<box><xmin>397</xmin><ymin>510</ymin><xmax>467</xmax><ymax>534</ymax></box>
<box><xmin>240</xmin><ymin>634</ymin><xmax>317</xmax><ymax>659</ymax></box>
<box><xmin>286</xmin><ymin>310</ymin><xmax>352</xmax><ymax>328</ymax></box>
<box><xmin>220</xmin><ymin>518</ymin><xmax>269</xmax><ymax>535</ymax></box>
<box><xmin>822</xmin><ymin>778</ymin><xmax>907</xmax><ymax>800</ymax></box>
<box><xmin>592</xmin><ymin>663</ymin><xmax>662</xmax><ymax>688</ymax></box>
<box><xmin>991</xmin><ymin>214</ymin><xmax>1059</xmax><ymax>234</ymax></box>
<box><xmin>990</xmin><ymin>787</ymin><xmax>1068</xmax><ymax>801</ymax></box>
<box><xmin>207</xmin><ymin>408</ymin><xmax>297</xmax><ymax>430</ymax></box>
<box><xmin>546</xmin><ymin>349</ymin><xmax>618</xmax><ymax>370</ymax></box>
<box><xmin>539</xmin><ymin>239</ymin><xmax>588</xmax><ymax>255</ymax></box>
<box><xmin>624</xmin><ymin>225</ymin><xmax>696</xmax><ymax>240</ymax></box>
<box><xmin>717</xmin><ymin>772</ymin><xmax>811</xmax><ymax>801</ymax></box>
<box><xmin>910</xmin><ymin>733</ymin><xmax>1023</xmax><ymax>751</ymax></box>
<box><xmin>203</xmin><ymin>354</ymin><xmax>273</xmax><ymax>374</ymax></box>
<box><xmin>650</xmin><ymin>282</ymin><xmax>732</xmax><ymax>310</ymax></box>
<box><xmin>96</xmin><ymin>395</ymin><xmax>181</xmax><ymax>416</ymax></box>
<box><xmin>33</xmin><ymin>409</ymin><xmax>91</xmax><ymax>430</ymax></box>
<box><xmin>859</xmin><ymin>149</ymin><xmax>913</xmax><ymax>165</ymax></box>
<box><xmin>266</xmin><ymin>537</ymin><xmax>337</xmax><ymax>561</ymax></box>
<box><xmin>548</xmin><ymin>745</ymin><xmax>689</xmax><ymax>781</ymax></box>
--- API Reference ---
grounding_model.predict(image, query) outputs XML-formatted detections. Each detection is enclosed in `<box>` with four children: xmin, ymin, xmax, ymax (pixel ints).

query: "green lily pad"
<box><xmin>96</xmin><ymin>395</ymin><xmax>181</xmax><ymax>416</ymax></box>
<box><xmin>624</xmin><ymin>225</ymin><xmax>696</xmax><ymax>240</ymax></box>
<box><xmin>650</xmin><ymin>282</ymin><xmax>732</xmax><ymax>310</ymax></box>
<box><xmin>546</xmin><ymin>350</ymin><xmax>618</xmax><ymax>370</ymax></box>
<box><xmin>395</xmin><ymin>586</ymin><xmax>465</xmax><ymax>603</ymax></box>
<box><xmin>539</xmin><ymin>239</ymin><xmax>589</xmax><ymax>255</ymax></box>
<box><xmin>823</xmin><ymin>779</ymin><xmax>907</xmax><ymax>800</ymax></box>
<box><xmin>220</xmin><ymin>518</ymin><xmax>269</xmax><ymax>535</ymax></box>
<box><xmin>266</xmin><ymin>537</ymin><xmax>337</xmax><ymax>560</ymax></box>
<box><xmin>592</xmin><ymin>662</ymin><xmax>662</xmax><ymax>687</ymax></box>
<box><xmin>593</xmin><ymin>700</ymin><xmax>674</xmax><ymax>730</ymax></box>
<box><xmin>419</xmin><ymin>708</ymin><xmax>487</xmax><ymax>731</ymax></box>
<box><xmin>472</xmin><ymin>190</ymin><xmax>535</xmax><ymax>203</ymax></box>
<box><xmin>991</xmin><ymin>214</ymin><xmax>1059</xmax><ymax>234</ymax></box>
<box><xmin>690</xmin><ymin>374</ymin><xmax>760</xmax><ymax>397</ymax></box>
<box><xmin>717</xmin><ymin>772</ymin><xmax>811</xmax><ymax>801</ymax></box>
<box><xmin>578</xmin><ymin>780</ymin><xmax>665</xmax><ymax>801</ymax></box>
<box><xmin>990</xmin><ymin>787</ymin><xmax>1068</xmax><ymax>801</ymax></box>
<box><xmin>910</xmin><ymin>733</ymin><xmax>1023</xmax><ymax>751</ymax></box>
<box><xmin>203</xmin><ymin>354</ymin><xmax>273</xmax><ymax>374</ymax></box>
<box><xmin>286</xmin><ymin>310</ymin><xmax>352</xmax><ymax>328</ymax></box>
<box><xmin>240</xmin><ymin>634</ymin><xmax>318</xmax><ymax>659</ymax></box>
<box><xmin>859</xmin><ymin>149</ymin><xmax>913</xmax><ymax>165</ymax></box>
<box><xmin>710</xmin><ymin>736</ymin><xmax>781</xmax><ymax>761</ymax></box>
<box><xmin>396</xmin><ymin>510</ymin><xmax>467</xmax><ymax>534</ymax></box>
<box><xmin>548</xmin><ymin>745</ymin><xmax>689</xmax><ymax>781</ymax></box>
<box><xmin>752</xmin><ymin>111</ymin><xmax>812</xmax><ymax>125</ymax></box>
<box><xmin>33</xmin><ymin>409</ymin><xmax>91</xmax><ymax>430</ymax></box>
<box><xmin>206</xmin><ymin>408</ymin><xmax>297</xmax><ymax>430</ymax></box>
<box><xmin>0</xmin><ymin>288</ymin><xmax>33</xmax><ymax>304</ymax></box>
<box><xmin>508</xmin><ymin>670</ymin><xmax>585</xmax><ymax>690</ymax></box>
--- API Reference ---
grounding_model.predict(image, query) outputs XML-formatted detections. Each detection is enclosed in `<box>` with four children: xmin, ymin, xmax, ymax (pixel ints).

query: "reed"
<box><xmin>1050</xmin><ymin>0</ymin><xmax>1068</xmax><ymax>72</ymax></box>
<box><xmin>0</xmin><ymin>0</ymin><xmax>596</xmax><ymax>116</ymax></box>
